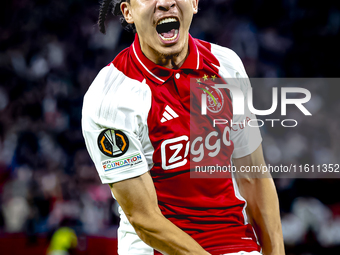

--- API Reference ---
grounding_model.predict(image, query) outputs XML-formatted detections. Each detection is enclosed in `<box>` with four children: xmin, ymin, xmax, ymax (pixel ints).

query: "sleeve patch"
<box><xmin>101</xmin><ymin>153</ymin><xmax>143</xmax><ymax>172</ymax></box>
<box><xmin>97</xmin><ymin>129</ymin><xmax>129</xmax><ymax>157</ymax></box>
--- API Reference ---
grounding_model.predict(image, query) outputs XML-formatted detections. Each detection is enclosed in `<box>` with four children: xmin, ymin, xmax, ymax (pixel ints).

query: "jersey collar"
<box><xmin>130</xmin><ymin>33</ymin><xmax>203</xmax><ymax>85</ymax></box>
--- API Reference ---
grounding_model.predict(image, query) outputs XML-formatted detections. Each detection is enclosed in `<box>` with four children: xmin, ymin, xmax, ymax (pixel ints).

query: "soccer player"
<box><xmin>82</xmin><ymin>0</ymin><xmax>285</xmax><ymax>254</ymax></box>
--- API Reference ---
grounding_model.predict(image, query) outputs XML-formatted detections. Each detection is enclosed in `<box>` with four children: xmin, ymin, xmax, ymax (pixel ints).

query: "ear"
<box><xmin>192</xmin><ymin>0</ymin><xmax>199</xmax><ymax>14</ymax></box>
<box><xmin>121</xmin><ymin>1</ymin><xmax>134</xmax><ymax>24</ymax></box>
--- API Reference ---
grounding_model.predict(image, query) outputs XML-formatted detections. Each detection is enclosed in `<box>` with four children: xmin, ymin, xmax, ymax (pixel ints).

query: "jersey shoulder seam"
<box><xmin>83</xmin><ymin>63</ymin><xmax>151</xmax><ymax>128</ymax></box>
<box><xmin>210</xmin><ymin>43</ymin><xmax>245</xmax><ymax>74</ymax></box>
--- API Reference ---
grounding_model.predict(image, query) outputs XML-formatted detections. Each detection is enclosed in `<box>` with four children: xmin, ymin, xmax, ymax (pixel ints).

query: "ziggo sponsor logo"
<box><xmin>103</xmin><ymin>154</ymin><xmax>142</xmax><ymax>171</ymax></box>
<box><xmin>161</xmin><ymin>126</ymin><xmax>232</xmax><ymax>170</ymax></box>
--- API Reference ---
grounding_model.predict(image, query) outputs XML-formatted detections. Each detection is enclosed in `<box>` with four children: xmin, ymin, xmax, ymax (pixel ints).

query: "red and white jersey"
<box><xmin>82</xmin><ymin>34</ymin><xmax>262</xmax><ymax>255</ymax></box>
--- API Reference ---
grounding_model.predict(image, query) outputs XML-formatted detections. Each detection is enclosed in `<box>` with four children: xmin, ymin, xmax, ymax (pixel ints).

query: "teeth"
<box><xmin>159</xmin><ymin>29</ymin><xmax>179</xmax><ymax>41</ymax></box>
<box><xmin>157</xmin><ymin>17</ymin><xmax>178</xmax><ymax>25</ymax></box>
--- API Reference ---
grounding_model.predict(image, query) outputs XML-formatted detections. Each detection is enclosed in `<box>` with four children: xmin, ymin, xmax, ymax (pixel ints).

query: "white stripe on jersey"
<box><xmin>132</xmin><ymin>44</ymin><xmax>165</xmax><ymax>83</ymax></box>
<box><xmin>165</xmin><ymin>105</ymin><xmax>179</xmax><ymax>118</ymax></box>
<box><xmin>196</xmin><ymin>46</ymin><xmax>200</xmax><ymax>70</ymax></box>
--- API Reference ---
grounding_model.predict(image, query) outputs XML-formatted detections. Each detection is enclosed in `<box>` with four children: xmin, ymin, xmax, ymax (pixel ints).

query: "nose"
<box><xmin>156</xmin><ymin>0</ymin><xmax>176</xmax><ymax>11</ymax></box>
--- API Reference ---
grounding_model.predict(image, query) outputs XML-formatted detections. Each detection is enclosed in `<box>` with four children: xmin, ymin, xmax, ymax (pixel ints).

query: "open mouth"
<box><xmin>156</xmin><ymin>17</ymin><xmax>180</xmax><ymax>42</ymax></box>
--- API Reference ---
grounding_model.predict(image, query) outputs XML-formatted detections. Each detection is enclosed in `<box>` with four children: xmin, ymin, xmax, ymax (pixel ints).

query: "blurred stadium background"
<box><xmin>1</xmin><ymin>0</ymin><xmax>340</xmax><ymax>254</ymax></box>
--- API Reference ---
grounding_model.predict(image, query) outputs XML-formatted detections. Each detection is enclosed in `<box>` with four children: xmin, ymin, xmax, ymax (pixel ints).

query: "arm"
<box><xmin>233</xmin><ymin>144</ymin><xmax>285</xmax><ymax>255</ymax></box>
<box><xmin>109</xmin><ymin>172</ymin><xmax>210</xmax><ymax>255</ymax></box>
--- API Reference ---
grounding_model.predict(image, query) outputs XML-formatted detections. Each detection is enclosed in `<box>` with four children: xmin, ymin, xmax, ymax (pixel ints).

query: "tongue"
<box><xmin>160</xmin><ymin>29</ymin><xmax>176</xmax><ymax>38</ymax></box>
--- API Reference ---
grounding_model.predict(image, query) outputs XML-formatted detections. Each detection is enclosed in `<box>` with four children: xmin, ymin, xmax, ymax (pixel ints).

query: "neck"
<box><xmin>139</xmin><ymin>36</ymin><xmax>189</xmax><ymax>69</ymax></box>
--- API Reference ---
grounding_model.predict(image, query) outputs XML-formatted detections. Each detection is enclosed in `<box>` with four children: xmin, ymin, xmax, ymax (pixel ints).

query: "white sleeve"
<box><xmin>81</xmin><ymin>65</ymin><xmax>153</xmax><ymax>184</ymax></box>
<box><xmin>211</xmin><ymin>43</ymin><xmax>262</xmax><ymax>159</ymax></box>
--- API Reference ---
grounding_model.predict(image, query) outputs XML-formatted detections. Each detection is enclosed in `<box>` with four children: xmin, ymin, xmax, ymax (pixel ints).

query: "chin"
<box><xmin>159</xmin><ymin>48</ymin><xmax>182</xmax><ymax>58</ymax></box>
<box><xmin>158</xmin><ymin>41</ymin><xmax>185</xmax><ymax>58</ymax></box>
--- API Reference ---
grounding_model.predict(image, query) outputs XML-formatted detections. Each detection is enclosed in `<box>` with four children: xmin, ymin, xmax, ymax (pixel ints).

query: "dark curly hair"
<box><xmin>98</xmin><ymin>0</ymin><xmax>136</xmax><ymax>34</ymax></box>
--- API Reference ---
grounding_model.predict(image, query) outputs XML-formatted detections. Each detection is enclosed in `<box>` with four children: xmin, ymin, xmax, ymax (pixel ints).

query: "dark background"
<box><xmin>1</xmin><ymin>0</ymin><xmax>340</xmax><ymax>254</ymax></box>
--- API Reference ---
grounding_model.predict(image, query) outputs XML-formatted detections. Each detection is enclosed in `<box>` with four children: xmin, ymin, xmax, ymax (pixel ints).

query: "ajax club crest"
<box><xmin>197</xmin><ymin>75</ymin><xmax>224</xmax><ymax>113</ymax></box>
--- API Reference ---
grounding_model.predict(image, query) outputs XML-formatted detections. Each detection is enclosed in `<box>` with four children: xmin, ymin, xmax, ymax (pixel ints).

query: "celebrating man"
<box><xmin>82</xmin><ymin>0</ymin><xmax>285</xmax><ymax>254</ymax></box>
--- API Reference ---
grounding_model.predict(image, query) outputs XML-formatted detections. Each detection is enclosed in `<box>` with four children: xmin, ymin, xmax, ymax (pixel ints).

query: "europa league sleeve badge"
<box><xmin>97</xmin><ymin>129</ymin><xmax>130</xmax><ymax>158</ymax></box>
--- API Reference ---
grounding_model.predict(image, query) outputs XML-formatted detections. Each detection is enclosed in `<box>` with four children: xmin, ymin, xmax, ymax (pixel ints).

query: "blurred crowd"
<box><xmin>1</xmin><ymin>0</ymin><xmax>340</xmax><ymax>254</ymax></box>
